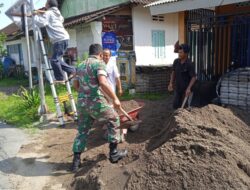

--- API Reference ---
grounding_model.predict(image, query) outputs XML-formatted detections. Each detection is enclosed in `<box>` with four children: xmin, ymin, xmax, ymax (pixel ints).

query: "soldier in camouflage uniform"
<box><xmin>71</xmin><ymin>44</ymin><xmax>127</xmax><ymax>172</ymax></box>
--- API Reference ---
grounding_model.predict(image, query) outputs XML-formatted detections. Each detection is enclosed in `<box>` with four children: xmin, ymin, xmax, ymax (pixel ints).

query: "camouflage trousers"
<box><xmin>72</xmin><ymin>98</ymin><xmax>120</xmax><ymax>153</ymax></box>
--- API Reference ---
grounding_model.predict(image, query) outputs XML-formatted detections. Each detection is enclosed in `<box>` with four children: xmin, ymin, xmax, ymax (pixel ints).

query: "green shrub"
<box><xmin>14</xmin><ymin>86</ymin><xmax>40</xmax><ymax>109</ymax></box>
<box><xmin>0</xmin><ymin>92</ymin><xmax>39</xmax><ymax>128</ymax></box>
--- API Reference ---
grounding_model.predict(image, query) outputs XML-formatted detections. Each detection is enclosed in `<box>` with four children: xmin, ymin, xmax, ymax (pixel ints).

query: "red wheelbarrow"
<box><xmin>103</xmin><ymin>101</ymin><xmax>144</xmax><ymax>142</ymax></box>
<box><xmin>119</xmin><ymin>101</ymin><xmax>144</xmax><ymax>132</ymax></box>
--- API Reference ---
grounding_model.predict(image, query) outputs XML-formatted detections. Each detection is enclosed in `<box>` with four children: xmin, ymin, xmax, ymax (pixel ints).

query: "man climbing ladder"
<box><xmin>33</xmin><ymin>0</ymin><xmax>76</xmax><ymax>82</ymax></box>
<box><xmin>33</xmin><ymin>0</ymin><xmax>77</xmax><ymax>125</ymax></box>
<box><xmin>37</xmin><ymin>28</ymin><xmax>78</xmax><ymax>124</ymax></box>
<box><xmin>8</xmin><ymin>0</ymin><xmax>78</xmax><ymax>125</ymax></box>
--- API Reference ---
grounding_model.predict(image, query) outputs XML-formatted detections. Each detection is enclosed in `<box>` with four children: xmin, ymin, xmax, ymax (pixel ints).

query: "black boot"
<box><xmin>109</xmin><ymin>143</ymin><xmax>128</xmax><ymax>163</ymax></box>
<box><xmin>71</xmin><ymin>152</ymin><xmax>81</xmax><ymax>172</ymax></box>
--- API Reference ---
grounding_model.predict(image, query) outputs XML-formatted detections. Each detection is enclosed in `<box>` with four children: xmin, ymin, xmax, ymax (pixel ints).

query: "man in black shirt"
<box><xmin>168</xmin><ymin>44</ymin><xmax>196</xmax><ymax>109</ymax></box>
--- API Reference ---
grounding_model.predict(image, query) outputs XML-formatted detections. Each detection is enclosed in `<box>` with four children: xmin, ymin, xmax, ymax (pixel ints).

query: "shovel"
<box><xmin>118</xmin><ymin>106</ymin><xmax>142</xmax><ymax>125</ymax></box>
<box><xmin>119</xmin><ymin>107</ymin><xmax>133</xmax><ymax>121</ymax></box>
<box><xmin>99</xmin><ymin>88</ymin><xmax>140</xmax><ymax>132</ymax></box>
<box><xmin>181</xmin><ymin>92</ymin><xmax>193</xmax><ymax>109</ymax></box>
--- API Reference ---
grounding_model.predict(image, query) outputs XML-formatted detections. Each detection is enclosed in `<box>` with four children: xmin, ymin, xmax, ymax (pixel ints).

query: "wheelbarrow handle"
<box><xmin>119</xmin><ymin>107</ymin><xmax>134</xmax><ymax>121</ymax></box>
<box><xmin>100</xmin><ymin>87</ymin><xmax>134</xmax><ymax>121</ymax></box>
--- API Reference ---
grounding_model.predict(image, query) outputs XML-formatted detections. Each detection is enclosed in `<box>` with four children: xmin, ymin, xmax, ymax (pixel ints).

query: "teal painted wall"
<box><xmin>61</xmin><ymin>0</ymin><xmax>129</xmax><ymax>18</ymax></box>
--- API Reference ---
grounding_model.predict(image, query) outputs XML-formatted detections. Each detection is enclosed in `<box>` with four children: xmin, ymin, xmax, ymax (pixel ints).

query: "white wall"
<box><xmin>91</xmin><ymin>22</ymin><xmax>102</xmax><ymax>44</ymax></box>
<box><xmin>67</xmin><ymin>29</ymin><xmax>77</xmax><ymax>48</ymax></box>
<box><xmin>75</xmin><ymin>24</ymin><xmax>92</xmax><ymax>58</ymax></box>
<box><xmin>75</xmin><ymin>21</ymin><xmax>102</xmax><ymax>59</ymax></box>
<box><xmin>132</xmin><ymin>6</ymin><xmax>179</xmax><ymax>66</ymax></box>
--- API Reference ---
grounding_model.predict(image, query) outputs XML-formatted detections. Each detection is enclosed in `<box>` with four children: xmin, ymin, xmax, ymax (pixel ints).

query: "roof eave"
<box><xmin>148</xmin><ymin>0</ymin><xmax>250</xmax><ymax>15</ymax></box>
<box><xmin>64</xmin><ymin>2</ymin><xmax>131</xmax><ymax>28</ymax></box>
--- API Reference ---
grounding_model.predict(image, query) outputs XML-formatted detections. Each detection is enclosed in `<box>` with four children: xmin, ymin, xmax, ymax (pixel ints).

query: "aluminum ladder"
<box><xmin>36</xmin><ymin>26</ymin><xmax>78</xmax><ymax>126</ymax></box>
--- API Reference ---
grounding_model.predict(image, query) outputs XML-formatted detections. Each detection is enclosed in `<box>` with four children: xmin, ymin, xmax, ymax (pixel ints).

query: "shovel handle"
<box><xmin>119</xmin><ymin>107</ymin><xmax>133</xmax><ymax>121</ymax></box>
<box><xmin>99</xmin><ymin>87</ymin><xmax>133</xmax><ymax>121</ymax></box>
<box><xmin>181</xmin><ymin>96</ymin><xmax>188</xmax><ymax>108</ymax></box>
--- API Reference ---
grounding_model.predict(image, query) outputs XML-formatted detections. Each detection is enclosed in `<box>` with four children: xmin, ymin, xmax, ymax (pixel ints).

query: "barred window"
<box><xmin>152</xmin><ymin>30</ymin><xmax>166</xmax><ymax>59</ymax></box>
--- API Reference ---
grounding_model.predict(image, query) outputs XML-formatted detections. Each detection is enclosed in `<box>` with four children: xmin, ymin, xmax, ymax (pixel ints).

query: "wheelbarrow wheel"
<box><xmin>129</xmin><ymin>124</ymin><xmax>139</xmax><ymax>132</ymax></box>
<box><xmin>129</xmin><ymin>114</ymin><xmax>140</xmax><ymax>132</ymax></box>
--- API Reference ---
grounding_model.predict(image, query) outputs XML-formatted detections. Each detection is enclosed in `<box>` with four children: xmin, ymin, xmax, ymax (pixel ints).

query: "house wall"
<box><xmin>61</xmin><ymin>0</ymin><xmax>128</xmax><ymax>18</ymax></box>
<box><xmin>178</xmin><ymin>11</ymin><xmax>186</xmax><ymax>44</ymax></box>
<box><xmin>132</xmin><ymin>6</ymin><xmax>179</xmax><ymax>66</ymax></box>
<box><xmin>4</xmin><ymin>37</ymin><xmax>36</xmax><ymax>71</ymax></box>
<box><xmin>75</xmin><ymin>22</ymin><xmax>102</xmax><ymax>58</ymax></box>
<box><xmin>75</xmin><ymin>24</ymin><xmax>93</xmax><ymax>58</ymax></box>
<box><xmin>67</xmin><ymin>29</ymin><xmax>77</xmax><ymax>48</ymax></box>
<box><xmin>5</xmin><ymin>39</ymin><xmax>21</xmax><ymax>65</ymax></box>
<box><xmin>21</xmin><ymin>37</ymin><xmax>34</xmax><ymax>70</ymax></box>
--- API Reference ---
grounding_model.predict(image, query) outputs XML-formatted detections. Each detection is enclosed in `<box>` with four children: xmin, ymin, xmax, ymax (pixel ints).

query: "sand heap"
<box><xmin>127</xmin><ymin>105</ymin><xmax>250</xmax><ymax>190</ymax></box>
<box><xmin>72</xmin><ymin>104</ymin><xmax>250</xmax><ymax>190</ymax></box>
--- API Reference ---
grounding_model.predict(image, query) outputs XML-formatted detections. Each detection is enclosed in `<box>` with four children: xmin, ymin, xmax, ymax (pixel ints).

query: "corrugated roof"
<box><xmin>130</xmin><ymin>0</ymin><xmax>158</xmax><ymax>4</ymax></box>
<box><xmin>2</xmin><ymin>0</ymin><xmax>158</xmax><ymax>37</ymax></box>
<box><xmin>64</xmin><ymin>1</ymin><xmax>158</xmax><ymax>27</ymax></box>
<box><xmin>145</xmin><ymin>0</ymin><xmax>182</xmax><ymax>7</ymax></box>
<box><xmin>64</xmin><ymin>4</ymin><xmax>129</xmax><ymax>28</ymax></box>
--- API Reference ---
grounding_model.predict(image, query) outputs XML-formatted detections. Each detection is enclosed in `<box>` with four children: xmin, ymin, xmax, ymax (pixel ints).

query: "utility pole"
<box><xmin>30</xmin><ymin>0</ymin><xmax>47</xmax><ymax>114</ymax></box>
<box><xmin>23</xmin><ymin>3</ymin><xmax>33</xmax><ymax>89</ymax></box>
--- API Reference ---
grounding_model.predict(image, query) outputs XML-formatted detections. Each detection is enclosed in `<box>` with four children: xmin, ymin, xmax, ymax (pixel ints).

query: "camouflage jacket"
<box><xmin>76</xmin><ymin>56</ymin><xmax>107</xmax><ymax>102</ymax></box>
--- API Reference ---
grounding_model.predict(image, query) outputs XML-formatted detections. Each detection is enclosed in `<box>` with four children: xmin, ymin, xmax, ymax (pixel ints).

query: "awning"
<box><xmin>146</xmin><ymin>0</ymin><xmax>250</xmax><ymax>15</ymax></box>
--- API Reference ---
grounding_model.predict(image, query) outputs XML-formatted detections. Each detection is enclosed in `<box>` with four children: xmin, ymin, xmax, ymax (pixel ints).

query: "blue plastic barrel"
<box><xmin>2</xmin><ymin>56</ymin><xmax>15</xmax><ymax>74</ymax></box>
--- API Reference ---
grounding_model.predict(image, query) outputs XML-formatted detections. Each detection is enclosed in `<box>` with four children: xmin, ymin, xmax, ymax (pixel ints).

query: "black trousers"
<box><xmin>51</xmin><ymin>40</ymin><xmax>76</xmax><ymax>80</ymax></box>
<box><xmin>173</xmin><ymin>91</ymin><xmax>185</xmax><ymax>109</ymax></box>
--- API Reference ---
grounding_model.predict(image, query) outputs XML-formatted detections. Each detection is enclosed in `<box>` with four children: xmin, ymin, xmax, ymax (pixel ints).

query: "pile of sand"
<box><xmin>63</xmin><ymin>103</ymin><xmax>250</xmax><ymax>190</ymax></box>
<box><xmin>127</xmin><ymin>105</ymin><xmax>250</xmax><ymax>190</ymax></box>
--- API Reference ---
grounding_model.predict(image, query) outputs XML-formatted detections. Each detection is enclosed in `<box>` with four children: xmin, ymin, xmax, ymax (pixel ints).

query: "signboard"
<box><xmin>102</xmin><ymin>32</ymin><xmax>117</xmax><ymax>56</ymax></box>
<box><xmin>102</xmin><ymin>15</ymin><xmax>133</xmax><ymax>51</ymax></box>
<box><xmin>5</xmin><ymin>0</ymin><xmax>33</xmax><ymax>30</ymax></box>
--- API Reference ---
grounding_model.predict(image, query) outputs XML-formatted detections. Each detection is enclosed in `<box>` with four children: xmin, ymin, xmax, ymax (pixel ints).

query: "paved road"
<box><xmin>0</xmin><ymin>122</ymin><xmax>27</xmax><ymax>190</ymax></box>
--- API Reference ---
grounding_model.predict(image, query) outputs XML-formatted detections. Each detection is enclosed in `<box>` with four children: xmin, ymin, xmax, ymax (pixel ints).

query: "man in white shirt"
<box><xmin>34</xmin><ymin>0</ymin><xmax>75</xmax><ymax>82</ymax></box>
<box><xmin>103</xmin><ymin>49</ymin><xmax>123</xmax><ymax>96</ymax></box>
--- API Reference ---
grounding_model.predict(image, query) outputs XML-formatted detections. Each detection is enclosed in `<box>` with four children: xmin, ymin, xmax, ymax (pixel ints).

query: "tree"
<box><xmin>0</xmin><ymin>3</ymin><xmax>7</xmax><ymax>56</ymax></box>
<box><xmin>0</xmin><ymin>32</ymin><xmax>7</xmax><ymax>57</ymax></box>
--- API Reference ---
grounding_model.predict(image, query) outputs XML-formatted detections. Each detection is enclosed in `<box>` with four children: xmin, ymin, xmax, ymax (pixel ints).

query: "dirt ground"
<box><xmin>17</xmin><ymin>96</ymin><xmax>250</xmax><ymax>190</ymax></box>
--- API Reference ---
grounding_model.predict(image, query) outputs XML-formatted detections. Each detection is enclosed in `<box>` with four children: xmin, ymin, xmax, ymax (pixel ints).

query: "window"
<box><xmin>152</xmin><ymin>30</ymin><xmax>166</xmax><ymax>59</ymax></box>
<box><xmin>6</xmin><ymin>44</ymin><xmax>23</xmax><ymax>65</ymax></box>
<box><xmin>7</xmin><ymin>44</ymin><xmax>20</xmax><ymax>54</ymax></box>
<box><xmin>152</xmin><ymin>15</ymin><xmax>165</xmax><ymax>22</ymax></box>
